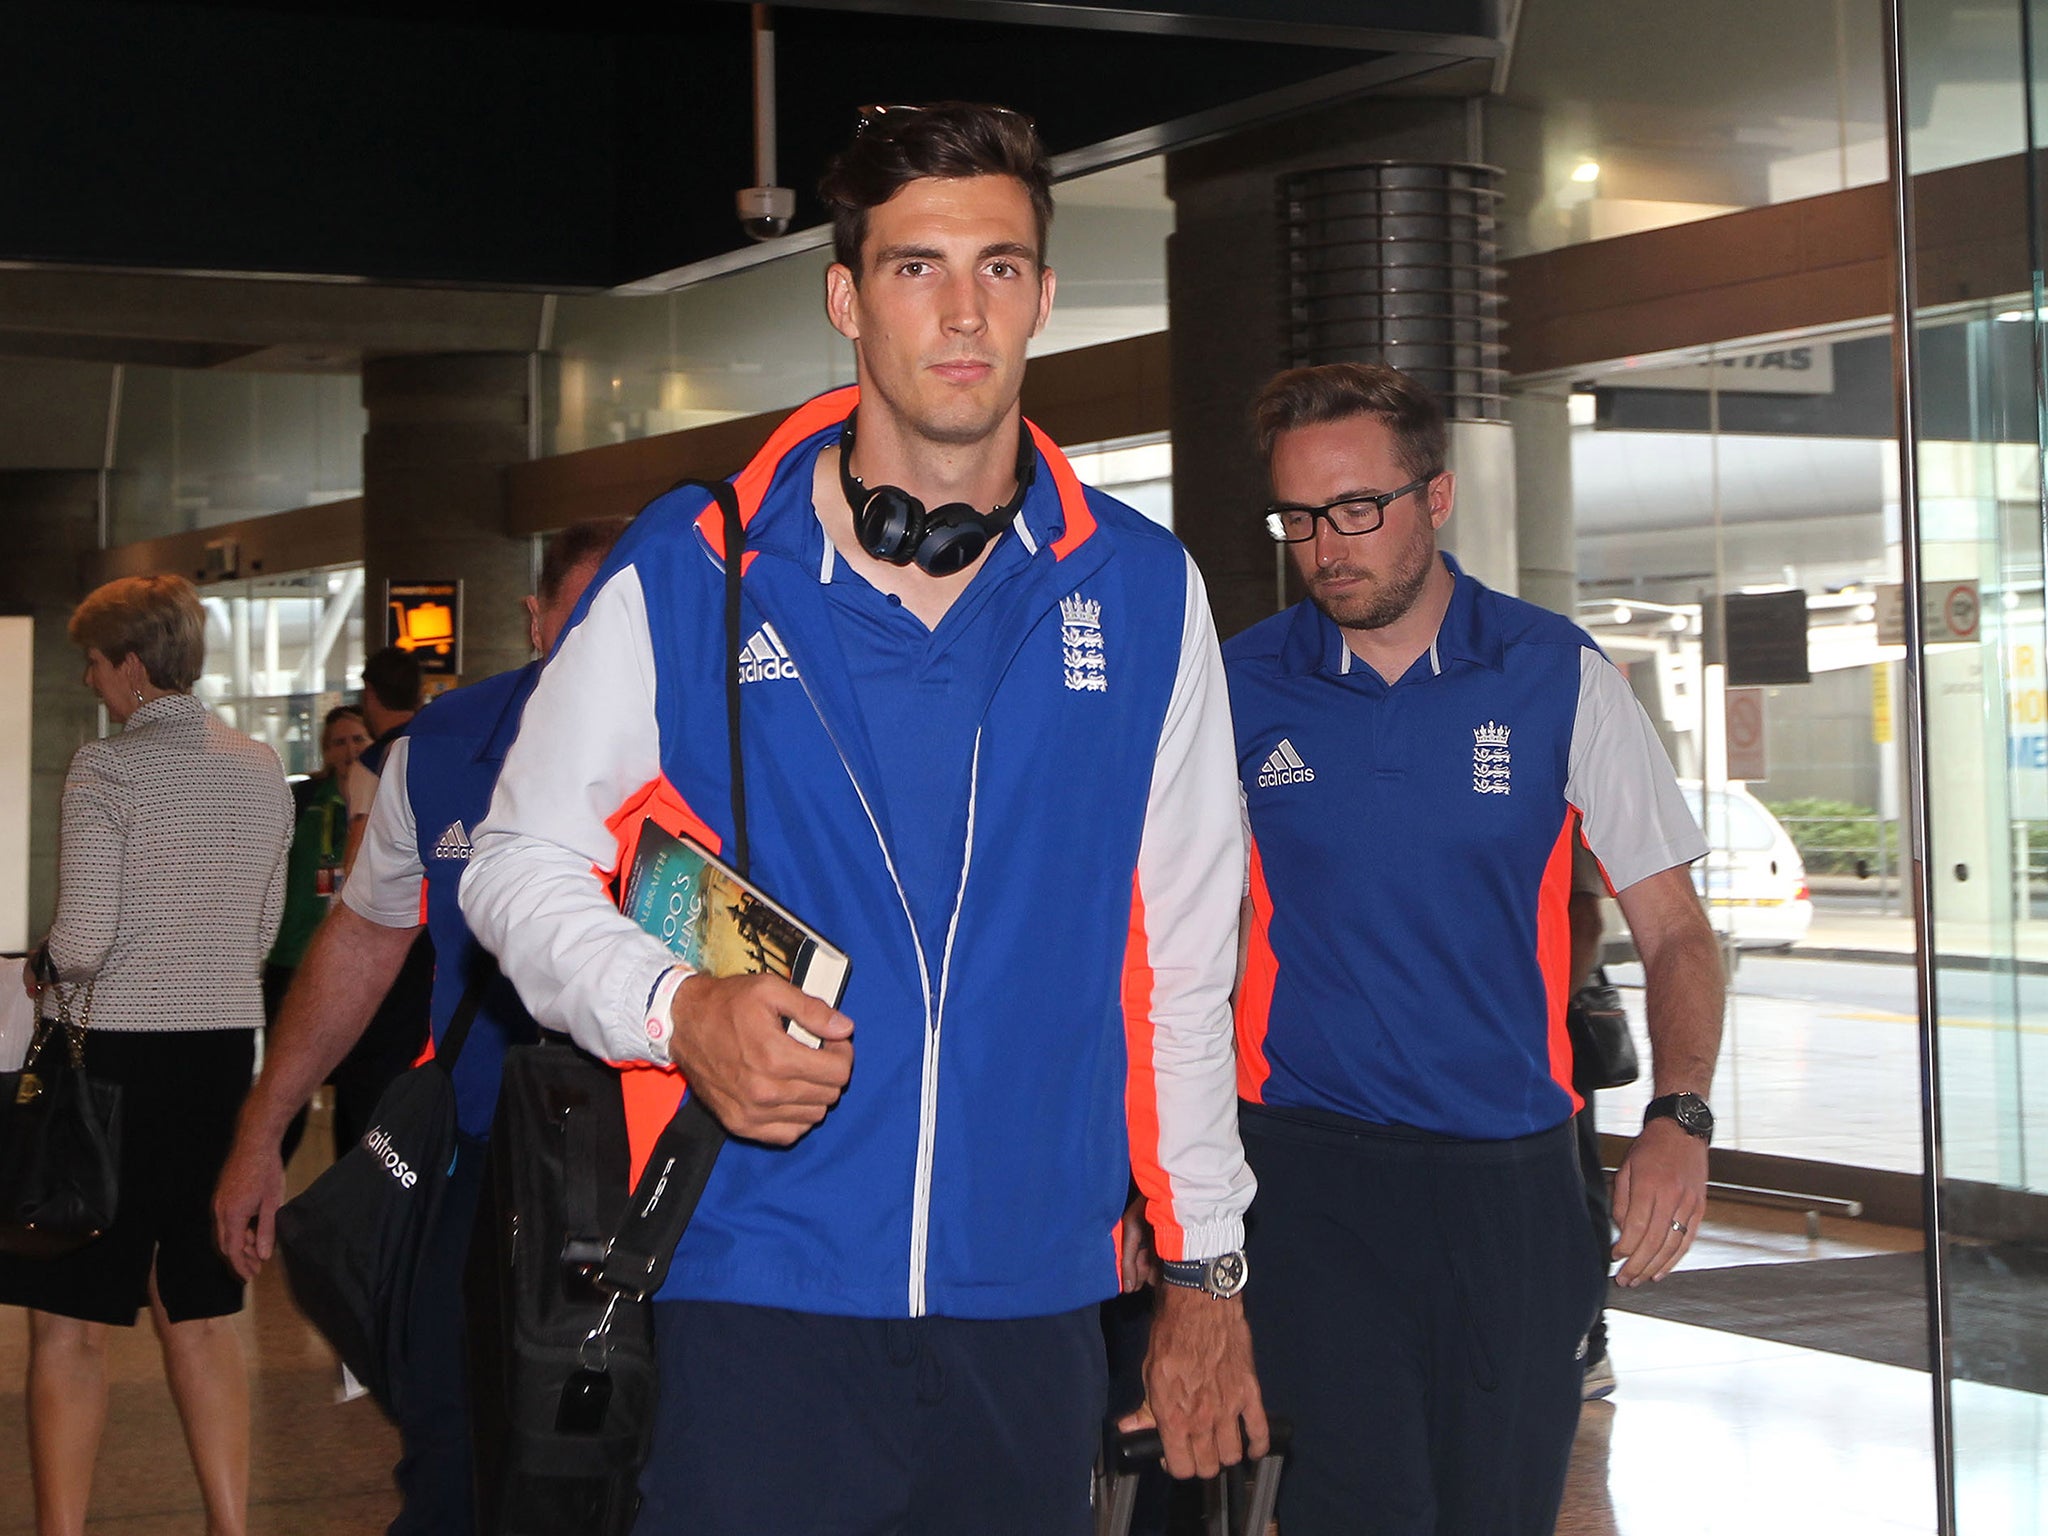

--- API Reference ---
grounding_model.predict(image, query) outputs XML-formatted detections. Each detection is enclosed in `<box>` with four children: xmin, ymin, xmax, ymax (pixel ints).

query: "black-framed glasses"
<box><xmin>1262</xmin><ymin>472</ymin><xmax>1439</xmax><ymax>544</ymax></box>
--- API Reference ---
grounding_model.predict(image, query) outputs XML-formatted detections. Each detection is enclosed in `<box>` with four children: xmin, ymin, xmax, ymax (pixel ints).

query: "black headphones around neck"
<box><xmin>838</xmin><ymin>410</ymin><xmax>1037</xmax><ymax>577</ymax></box>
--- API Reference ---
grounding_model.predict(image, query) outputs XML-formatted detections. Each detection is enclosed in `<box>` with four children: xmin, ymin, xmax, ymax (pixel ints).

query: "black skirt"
<box><xmin>0</xmin><ymin>1027</ymin><xmax>255</xmax><ymax>1325</ymax></box>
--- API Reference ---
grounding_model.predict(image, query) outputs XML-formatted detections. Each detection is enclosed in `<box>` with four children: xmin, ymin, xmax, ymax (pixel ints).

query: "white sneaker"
<box><xmin>1581</xmin><ymin>1347</ymin><xmax>1617</xmax><ymax>1401</ymax></box>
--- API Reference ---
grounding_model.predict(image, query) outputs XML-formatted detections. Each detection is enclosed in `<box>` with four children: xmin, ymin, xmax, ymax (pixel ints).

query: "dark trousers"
<box><xmin>387</xmin><ymin>1131</ymin><xmax>487</xmax><ymax>1536</ymax></box>
<box><xmin>1573</xmin><ymin>1106</ymin><xmax>1614</xmax><ymax>1357</ymax></box>
<box><xmin>636</xmin><ymin>1301</ymin><xmax>1107</xmax><ymax>1536</ymax></box>
<box><xmin>1240</xmin><ymin>1105</ymin><xmax>1603</xmax><ymax>1536</ymax></box>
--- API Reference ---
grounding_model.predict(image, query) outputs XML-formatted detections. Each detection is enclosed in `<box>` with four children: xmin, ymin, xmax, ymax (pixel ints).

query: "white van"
<box><xmin>1679</xmin><ymin>780</ymin><xmax>1814</xmax><ymax>948</ymax></box>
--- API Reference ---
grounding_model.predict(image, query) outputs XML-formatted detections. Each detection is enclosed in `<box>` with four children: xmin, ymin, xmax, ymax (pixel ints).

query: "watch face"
<box><xmin>1673</xmin><ymin>1094</ymin><xmax>1714</xmax><ymax>1135</ymax></box>
<box><xmin>1208</xmin><ymin>1250</ymin><xmax>1249</xmax><ymax>1298</ymax></box>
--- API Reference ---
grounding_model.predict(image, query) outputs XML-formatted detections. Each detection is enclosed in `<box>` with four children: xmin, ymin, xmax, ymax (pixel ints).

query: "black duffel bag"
<box><xmin>465</xmin><ymin>1037</ymin><xmax>708</xmax><ymax>1536</ymax></box>
<box><xmin>465</xmin><ymin>474</ymin><xmax>746</xmax><ymax>1535</ymax></box>
<box><xmin>274</xmin><ymin>980</ymin><xmax>483</xmax><ymax>1410</ymax></box>
<box><xmin>467</xmin><ymin>1044</ymin><xmax>727</xmax><ymax>1536</ymax></box>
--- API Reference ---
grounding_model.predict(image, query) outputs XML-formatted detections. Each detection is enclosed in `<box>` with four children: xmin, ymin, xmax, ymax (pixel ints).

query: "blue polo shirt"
<box><xmin>1224</xmin><ymin>556</ymin><xmax>1702</xmax><ymax>1141</ymax></box>
<box><xmin>819</xmin><ymin>523</ymin><xmax>1035</xmax><ymax>964</ymax></box>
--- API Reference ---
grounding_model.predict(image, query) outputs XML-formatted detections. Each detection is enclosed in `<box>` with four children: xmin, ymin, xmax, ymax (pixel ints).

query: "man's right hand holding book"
<box><xmin>666</xmin><ymin>973</ymin><xmax>854</xmax><ymax>1145</ymax></box>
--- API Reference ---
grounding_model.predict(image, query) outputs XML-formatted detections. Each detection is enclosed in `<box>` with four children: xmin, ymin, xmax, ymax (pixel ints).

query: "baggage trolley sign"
<box><xmin>385</xmin><ymin>580</ymin><xmax>463</xmax><ymax>677</ymax></box>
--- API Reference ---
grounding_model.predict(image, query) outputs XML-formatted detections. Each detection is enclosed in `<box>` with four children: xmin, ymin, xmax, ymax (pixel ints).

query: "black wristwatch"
<box><xmin>1161</xmin><ymin>1249</ymin><xmax>1249</xmax><ymax>1299</ymax></box>
<box><xmin>1643</xmin><ymin>1092</ymin><xmax>1714</xmax><ymax>1144</ymax></box>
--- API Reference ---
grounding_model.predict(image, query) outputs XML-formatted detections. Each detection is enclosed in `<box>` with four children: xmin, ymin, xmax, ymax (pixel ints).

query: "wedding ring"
<box><xmin>1670</xmin><ymin>1219</ymin><xmax>1689</xmax><ymax>1234</ymax></box>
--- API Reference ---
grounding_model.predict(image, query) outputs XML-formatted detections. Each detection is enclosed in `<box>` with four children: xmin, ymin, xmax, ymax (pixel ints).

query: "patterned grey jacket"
<box><xmin>45</xmin><ymin>694</ymin><xmax>291</xmax><ymax>1032</ymax></box>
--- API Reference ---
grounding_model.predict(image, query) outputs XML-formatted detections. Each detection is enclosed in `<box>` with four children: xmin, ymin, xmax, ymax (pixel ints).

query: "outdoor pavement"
<box><xmin>1797</xmin><ymin>900</ymin><xmax>2048</xmax><ymax>972</ymax></box>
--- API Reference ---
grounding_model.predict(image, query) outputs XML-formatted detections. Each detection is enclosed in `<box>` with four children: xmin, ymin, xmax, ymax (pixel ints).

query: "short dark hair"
<box><xmin>1252</xmin><ymin>363</ymin><xmax>1447</xmax><ymax>484</ymax></box>
<box><xmin>819</xmin><ymin>102</ymin><xmax>1053</xmax><ymax>276</ymax></box>
<box><xmin>538</xmin><ymin>516</ymin><xmax>631</xmax><ymax>605</ymax></box>
<box><xmin>321</xmin><ymin>704</ymin><xmax>365</xmax><ymax>738</ymax></box>
<box><xmin>361</xmin><ymin>647</ymin><xmax>422</xmax><ymax>714</ymax></box>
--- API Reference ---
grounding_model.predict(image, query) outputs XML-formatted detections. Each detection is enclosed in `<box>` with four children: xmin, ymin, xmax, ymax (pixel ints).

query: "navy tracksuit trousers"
<box><xmin>1240</xmin><ymin>1104</ymin><xmax>1603</xmax><ymax>1536</ymax></box>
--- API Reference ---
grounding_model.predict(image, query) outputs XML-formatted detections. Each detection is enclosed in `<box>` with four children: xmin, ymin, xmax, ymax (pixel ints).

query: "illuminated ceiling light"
<box><xmin>1570</xmin><ymin>160</ymin><xmax>1601</xmax><ymax>183</ymax></box>
<box><xmin>1567</xmin><ymin>393</ymin><xmax>1597</xmax><ymax>427</ymax></box>
<box><xmin>1669</xmin><ymin>614</ymin><xmax>1690</xmax><ymax>631</ymax></box>
<box><xmin>1855</xmin><ymin>604</ymin><xmax>1877</xmax><ymax>623</ymax></box>
<box><xmin>2004</xmin><ymin>589</ymin><xmax>2022</xmax><ymax>610</ymax></box>
<box><xmin>1612</xmin><ymin>603</ymin><xmax>1633</xmax><ymax>624</ymax></box>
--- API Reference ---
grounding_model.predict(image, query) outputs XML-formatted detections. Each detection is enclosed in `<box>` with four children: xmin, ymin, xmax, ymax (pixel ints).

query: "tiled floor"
<box><xmin>0</xmin><ymin>1250</ymin><xmax>401</xmax><ymax>1533</ymax></box>
<box><xmin>0</xmin><ymin>1131</ymin><xmax>2040</xmax><ymax>1533</ymax></box>
<box><xmin>0</xmin><ymin>1101</ymin><xmax>400</xmax><ymax>1534</ymax></box>
<box><xmin>0</xmin><ymin>1209</ymin><xmax>1999</xmax><ymax>1536</ymax></box>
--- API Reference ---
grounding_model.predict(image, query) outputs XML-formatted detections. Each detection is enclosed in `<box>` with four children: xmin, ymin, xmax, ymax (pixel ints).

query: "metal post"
<box><xmin>301</xmin><ymin>569</ymin><xmax>362</xmax><ymax>691</ymax></box>
<box><xmin>97</xmin><ymin>364</ymin><xmax>123</xmax><ymax>551</ymax></box>
<box><xmin>262</xmin><ymin>596</ymin><xmax>280</xmax><ymax>697</ymax></box>
<box><xmin>1881</xmin><ymin>1</ymin><xmax>1956</xmax><ymax>1527</ymax></box>
<box><xmin>229</xmin><ymin>596</ymin><xmax>252</xmax><ymax>705</ymax></box>
<box><xmin>751</xmin><ymin>5</ymin><xmax>777</xmax><ymax>192</ymax></box>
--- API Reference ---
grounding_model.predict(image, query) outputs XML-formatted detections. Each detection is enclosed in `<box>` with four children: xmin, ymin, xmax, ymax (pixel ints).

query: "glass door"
<box><xmin>1893</xmin><ymin>0</ymin><xmax>2048</xmax><ymax>1527</ymax></box>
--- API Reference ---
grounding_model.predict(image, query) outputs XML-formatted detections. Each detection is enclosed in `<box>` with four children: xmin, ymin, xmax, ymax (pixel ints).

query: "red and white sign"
<box><xmin>1943</xmin><ymin>582</ymin><xmax>1980</xmax><ymax>642</ymax></box>
<box><xmin>1875</xmin><ymin>579</ymin><xmax>1981</xmax><ymax>646</ymax></box>
<box><xmin>1726</xmin><ymin>687</ymin><xmax>1767</xmax><ymax>781</ymax></box>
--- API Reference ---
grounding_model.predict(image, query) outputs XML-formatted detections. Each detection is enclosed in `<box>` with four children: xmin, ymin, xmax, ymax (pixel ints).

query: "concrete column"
<box><xmin>1442</xmin><ymin>420</ymin><xmax>1517</xmax><ymax>596</ymax></box>
<box><xmin>361</xmin><ymin>353</ymin><xmax>533</xmax><ymax>687</ymax></box>
<box><xmin>0</xmin><ymin>471</ymin><xmax>106</xmax><ymax>937</ymax></box>
<box><xmin>1165</xmin><ymin>99</ymin><xmax>1492</xmax><ymax>642</ymax></box>
<box><xmin>1510</xmin><ymin>389</ymin><xmax>1577</xmax><ymax>618</ymax></box>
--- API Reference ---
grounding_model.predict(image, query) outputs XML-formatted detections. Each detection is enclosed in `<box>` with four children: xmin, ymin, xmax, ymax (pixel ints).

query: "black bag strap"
<box><xmin>598</xmin><ymin>478</ymin><xmax>743</xmax><ymax>1302</ymax></box>
<box><xmin>435</xmin><ymin>970</ymin><xmax>490</xmax><ymax>1074</ymax></box>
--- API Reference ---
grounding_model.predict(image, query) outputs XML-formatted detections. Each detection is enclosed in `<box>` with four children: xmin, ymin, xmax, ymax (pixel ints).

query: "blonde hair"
<box><xmin>69</xmin><ymin>574</ymin><xmax>207</xmax><ymax>691</ymax></box>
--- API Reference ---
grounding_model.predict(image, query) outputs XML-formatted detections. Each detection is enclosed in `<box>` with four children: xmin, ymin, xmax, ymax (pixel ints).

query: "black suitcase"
<box><xmin>1095</xmin><ymin>1421</ymin><xmax>1292</xmax><ymax>1536</ymax></box>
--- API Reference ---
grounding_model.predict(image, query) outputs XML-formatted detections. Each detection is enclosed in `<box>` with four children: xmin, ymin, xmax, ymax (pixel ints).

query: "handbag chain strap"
<box><xmin>32</xmin><ymin>978</ymin><xmax>95</xmax><ymax>1069</ymax></box>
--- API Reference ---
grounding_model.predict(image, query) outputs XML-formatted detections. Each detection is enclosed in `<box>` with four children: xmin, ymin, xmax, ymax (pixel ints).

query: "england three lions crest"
<box><xmin>1472</xmin><ymin>721</ymin><xmax>1511</xmax><ymax>795</ymax></box>
<box><xmin>1061</xmin><ymin>593</ymin><xmax>1108</xmax><ymax>693</ymax></box>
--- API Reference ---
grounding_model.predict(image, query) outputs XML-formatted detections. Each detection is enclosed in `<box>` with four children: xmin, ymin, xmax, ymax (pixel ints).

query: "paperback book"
<box><xmin>620</xmin><ymin>820</ymin><xmax>850</xmax><ymax>1048</ymax></box>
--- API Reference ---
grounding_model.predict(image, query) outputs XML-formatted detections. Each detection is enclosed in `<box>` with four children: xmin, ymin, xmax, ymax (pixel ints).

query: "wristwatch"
<box><xmin>1642</xmin><ymin>1092</ymin><xmax>1714</xmax><ymax>1144</ymax></box>
<box><xmin>1161</xmin><ymin>1249</ymin><xmax>1249</xmax><ymax>1299</ymax></box>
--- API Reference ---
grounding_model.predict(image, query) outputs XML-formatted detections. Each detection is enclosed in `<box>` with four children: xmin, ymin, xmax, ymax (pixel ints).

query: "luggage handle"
<box><xmin>1103</xmin><ymin>1418</ymin><xmax>1292</xmax><ymax>1476</ymax></box>
<box><xmin>1095</xmin><ymin>1419</ymin><xmax>1292</xmax><ymax>1536</ymax></box>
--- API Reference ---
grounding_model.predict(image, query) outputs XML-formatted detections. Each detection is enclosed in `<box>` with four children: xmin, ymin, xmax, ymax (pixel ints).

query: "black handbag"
<box><xmin>0</xmin><ymin>981</ymin><xmax>123</xmax><ymax>1258</ymax></box>
<box><xmin>467</xmin><ymin>479</ymin><xmax>747</xmax><ymax>1535</ymax></box>
<box><xmin>274</xmin><ymin>977</ymin><xmax>485</xmax><ymax>1412</ymax></box>
<box><xmin>1566</xmin><ymin>969</ymin><xmax>1640</xmax><ymax>1093</ymax></box>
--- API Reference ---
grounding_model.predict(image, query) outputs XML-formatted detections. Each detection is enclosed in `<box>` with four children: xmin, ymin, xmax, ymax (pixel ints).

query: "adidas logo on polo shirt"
<box><xmin>1256</xmin><ymin>738</ymin><xmax>1315</xmax><ymax>787</ymax></box>
<box><xmin>434</xmin><ymin>821</ymin><xmax>473</xmax><ymax>861</ymax></box>
<box><xmin>738</xmin><ymin>624</ymin><xmax>799</xmax><ymax>684</ymax></box>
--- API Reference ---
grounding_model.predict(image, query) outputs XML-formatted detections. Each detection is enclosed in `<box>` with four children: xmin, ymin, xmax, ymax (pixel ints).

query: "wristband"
<box><xmin>643</xmin><ymin>966</ymin><xmax>691</xmax><ymax>1065</ymax></box>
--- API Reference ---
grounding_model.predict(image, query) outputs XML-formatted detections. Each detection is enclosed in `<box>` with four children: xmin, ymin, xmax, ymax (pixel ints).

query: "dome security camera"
<box><xmin>737</xmin><ymin>186</ymin><xmax>795</xmax><ymax>242</ymax></box>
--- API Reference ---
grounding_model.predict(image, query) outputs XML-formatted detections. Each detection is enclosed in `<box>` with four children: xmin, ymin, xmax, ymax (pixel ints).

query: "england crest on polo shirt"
<box><xmin>1472</xmin><ymin>722</ymin><xmax>1512</xmax><ymax>795</ymax></box>
<box><xmin>1061</xmin><ymin>593</ymin><xmax>1107</xmax><ymax>692</ymax></box>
